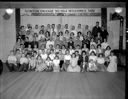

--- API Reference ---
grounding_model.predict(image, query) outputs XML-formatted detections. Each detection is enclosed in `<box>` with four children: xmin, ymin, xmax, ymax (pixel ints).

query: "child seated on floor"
<box><xmin>35</xmin><ymin>55</ymin><xmax>47</xmax><ymax>72</ymax></box>
<box><xmin>62</xmin><ymin>50</ymin><xmax>71</xmax><ymax>71</ymax></box>
<box><xmin>29</xmin><ymin>55</ymin><xmax>37</xmax><ymax>71</ymax></box>
<box><xmin>87</xmin><ymin>59</ymin><xmax>97</xmax><ymax>72</ymax></box>
<box><xmin>67</xmin><ymin>53</ymin><xmax>81</xmax><ymax>72</ymax></box>
<box><xmin>45</xmin><ymin>57</ymin><xmax>53</xmax><ymax>72</ymax></box>
<box><xmin>7</xmin><ymin>50</ymin><xmax>18</xmax><ymax>72</ymax></box>
<box><xmin>19</xmin><ymin>53</ymin><xmax>29</xmax><ymax>72</ymax></box>
<box><xmin>53</xmin><ymin>55</ymin><xmax>60</xmax><ymax>72</ymax></box>
<box><xmin>87</xmin><ymin>51</ymin><xmax>97</xmax><ymax>72</ymax></box>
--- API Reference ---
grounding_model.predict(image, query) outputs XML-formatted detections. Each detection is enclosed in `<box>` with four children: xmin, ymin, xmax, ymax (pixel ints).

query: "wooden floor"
<box><xmin>0</xmin><ymin>71</ymin><xmax>125</xmax><ymax>99</ymax></box>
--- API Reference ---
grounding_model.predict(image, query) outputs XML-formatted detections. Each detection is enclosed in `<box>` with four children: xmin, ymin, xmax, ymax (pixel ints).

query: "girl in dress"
<box><xmin>35</xmin><ymin>55</ymin><xmax>46</xmax><ymax>72</ymax></box>
<box><xmin>96</xmin><ymin>53</ymin><xmax>106</xmax><ymax>71</ymax></box>
<box><xmin>53</xmin><ymin>56</ymin><xmax>60</xmax><ymax>72</ymax></box>
<box><xmin>87</xmin><ymin>59</ymin><xmax>97</xmax><ymax>72</ymax></box>
<box><xmin>62</xmin><ymin>50</ymin><xmax>71</xmax><ymax>71</ymax></box>
<box><xmin>67</xmin><ymin>53</ymin><xmax>81</xmax><ymax>72</ymax></box>
<box><xmin>107</xmin><ymin>51</ymin><xmax>117</xmax><ymax>72</ymax></box>
<box><xmin>87</xmin><ymin>51</ymin><xmax>97</xmax><ymax>71</ymax></box>
<box><xmin>45</xmin><ymin>57</ymin><xmax>53</xmax><ymax>72</ymax></box>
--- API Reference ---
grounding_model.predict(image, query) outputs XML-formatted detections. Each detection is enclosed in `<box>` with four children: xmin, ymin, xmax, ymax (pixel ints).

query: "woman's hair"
<box><xmin>71</xmin><ymin>53</ymin><xmax>76</xmax><ymax>57</ymax></box>
<box><xmin>90</xmin><ymin>51</ymin><xmax>96</xmax><ymax>55</ymax></box>
<box><xmin>98</xmin><ymin>53</ymin><xmax>103</xmax><ymax>57</ymax></box>
<box><xmin>106</xmin><ymin>46</ymin><xmax>111</xmax><ymax>50</ymax></box>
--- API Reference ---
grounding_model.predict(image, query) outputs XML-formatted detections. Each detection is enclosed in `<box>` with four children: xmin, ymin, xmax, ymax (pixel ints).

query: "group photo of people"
<box><xmin>6</xmin><ymin>21</ymin><xmax>117</xmax><ymax>73</ymax></box>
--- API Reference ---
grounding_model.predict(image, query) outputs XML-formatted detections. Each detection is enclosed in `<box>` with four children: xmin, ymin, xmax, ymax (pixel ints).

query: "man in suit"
<box><xmin>92</xmin><ymin>21</ymin><xmax>102</xmax><ymax>39</ymax></box>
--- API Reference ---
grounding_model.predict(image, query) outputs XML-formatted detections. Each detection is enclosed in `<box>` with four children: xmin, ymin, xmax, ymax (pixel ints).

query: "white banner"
<box><xmin>20</xmin><ymin>8</ymin><xmax>101</xmax><ymax>16</ymax></box>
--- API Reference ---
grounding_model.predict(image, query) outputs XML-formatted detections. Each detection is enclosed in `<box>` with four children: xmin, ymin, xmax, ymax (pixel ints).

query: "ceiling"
<box><xmin>0</xmin><ymin>2</ymin><xmax>126</xmax><ymax>8</ymax></box>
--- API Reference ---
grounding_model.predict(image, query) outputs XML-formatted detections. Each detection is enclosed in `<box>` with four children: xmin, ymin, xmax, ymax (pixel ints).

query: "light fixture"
<box><xmin>115</xmin><ymin>7</ymin><xmax>123</xmax><ymax>13</ymax></box>
<box><xmin>6</xmin><ymin>8</ymin><xmax>14</xmax><ymax>15</ymax></box>
<box><xmin>5</xmin><ymin>2</ymin><xmax>14</xmax><ymax>15</ymax></box>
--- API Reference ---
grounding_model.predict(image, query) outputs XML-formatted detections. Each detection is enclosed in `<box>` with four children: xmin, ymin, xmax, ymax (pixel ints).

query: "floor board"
<box><xmin>0</xmin><ymin>71</ymin><xmax>125</xmax><ymax>99</ymax></box>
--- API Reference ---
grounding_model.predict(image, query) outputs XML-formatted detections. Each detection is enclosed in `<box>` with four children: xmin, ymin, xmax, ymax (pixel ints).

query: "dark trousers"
<box><xmin>6</xmin><ymin>62</ymin><xmax>18</xmax><ymax>72</ymax></box>
<box><xmin>0</xmin><ymin>60</ymin><xmax>3</xmax><ymax>75</ymax></box>
<box><xmin>19</xmin><ymin>63</ymin><xmax>28</xmax><ymax>72</ymax></box>
<box><xmin>59</xmin><ymin>60</ymin><xmax>64</xmax><ymax>69</ymax></box>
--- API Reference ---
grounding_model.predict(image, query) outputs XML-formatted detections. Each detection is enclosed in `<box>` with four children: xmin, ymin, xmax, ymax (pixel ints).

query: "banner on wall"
<box><xmin>20</xmin><ymin>8</ymin><xmax>101</xmax><ymax>16</ymax></box>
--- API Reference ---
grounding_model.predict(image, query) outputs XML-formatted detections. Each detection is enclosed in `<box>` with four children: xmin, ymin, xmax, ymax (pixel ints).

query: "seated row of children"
<box><xmin>6</xmin><ymin>42</ymin><xmax>117</xmax><ymax>72</ymax></box>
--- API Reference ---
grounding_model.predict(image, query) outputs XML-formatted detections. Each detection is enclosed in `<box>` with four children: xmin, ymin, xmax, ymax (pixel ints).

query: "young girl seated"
<box><xmin>35</xmin><ymin>55</ymin><xmax>47</xmax><ymax>72</ymax></box>
<box><xmin>53</xmin><ymin>56</ymin><xmax>60</xmax><ymax>72</ymax></box>
<box><xmin>87</xmin><ymin>59</ymin><xmax>97</xmax><ymax>72</ymax></box>
<box><xmin>62</xmin><ymin>50</ymin><xmax>71</xmax><ymax>71</ymax></box>
<box><xmin>96</xmin><ymin>53</ymin><xmax>106</xmax><ymax>71</ymax></box>
<box><xmin>19</xmin><ymin>53</ymin><xmax>29</xmax><ymax>72</ymax></box>
<box><xmin>45</xmin><ymin>57</ymin><xmax>53</xmax><ymax>72</ymax></box>
<box><xmin>87</xmin><ymin>51</ymin><xmax>97</xmax><ymax>71</ymax></box>
<box><xmin>107</xmin><ymin>51</ymin><xmax>117</xmax><ymax>72</ymax></box>
<box><xmin>67</xmin><ymin>53</ymin><xmax>81</xmax><ymax>72</ymax></box>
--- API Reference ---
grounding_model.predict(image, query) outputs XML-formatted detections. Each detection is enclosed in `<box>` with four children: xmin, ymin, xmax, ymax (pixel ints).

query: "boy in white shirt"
<box><xmin>19</xmin><ymin>53</ymin><xmax>29</xmax><ymax>72</ymax></box>
<box><xmin>7</xmin><ymin>50</ymin><xmax>18</xmax><ymax>72</ymax></box>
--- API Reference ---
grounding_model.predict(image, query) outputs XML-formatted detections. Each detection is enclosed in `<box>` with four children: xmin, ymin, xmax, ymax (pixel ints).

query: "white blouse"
<box><xmin>97</xmin><ymin>58</ymin><xmax>105</xmax><ymax>64</ymax></box>
<box><xmin>49</xmin><ymin>54</ymin><xmax>55</xmax><ymax>60</ymax></box>
<box><xmin>41</xmin><ymin>54</ymin><xmax>47</xmax><ymax>60</ymax></box>
<box><xmin>53</xmin><ymin>59</ymin><xmax>60</xmax><ymax>66</ymax></box>
<box><xmin>89</xmin><ymin>55</ymin><xmax>97</xmax><ymax>62</ymax></box>
<box><xmin>64</xmin><ymin>55</ymin><xmax>71</xmax><ymax>60</ymax></box>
